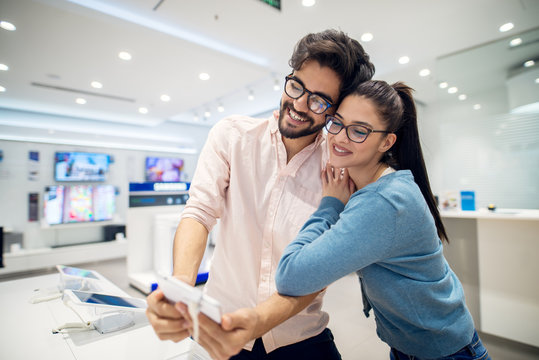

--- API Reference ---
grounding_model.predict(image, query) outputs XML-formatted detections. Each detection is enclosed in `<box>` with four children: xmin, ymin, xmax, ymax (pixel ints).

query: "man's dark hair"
<box><xmin>289</xmin><ymin>29</ymin><xmax>375</xmax><ymax>102</ymax></box>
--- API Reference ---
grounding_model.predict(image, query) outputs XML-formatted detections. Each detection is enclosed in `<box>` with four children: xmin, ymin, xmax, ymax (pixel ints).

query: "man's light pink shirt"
<box><xmin>181</xmin><ymin>113</ymin><xmax>329</xmax><ymax>352</ymax></box>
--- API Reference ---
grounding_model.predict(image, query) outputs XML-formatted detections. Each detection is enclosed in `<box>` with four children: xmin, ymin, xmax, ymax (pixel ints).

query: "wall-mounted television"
<box><xmin>55</xmin><ymin>152</ymin><xmax>110</xmax><ymax>182</ymax></box>
<box><xmin>145</xmin><ymin>157</ymin><xmax>184</xmax><ymax>182</ymax></box>
<box><xmin>43</xmin><ymin>184</ymin><xmax>116</xmax><ymax>225</ymax></box>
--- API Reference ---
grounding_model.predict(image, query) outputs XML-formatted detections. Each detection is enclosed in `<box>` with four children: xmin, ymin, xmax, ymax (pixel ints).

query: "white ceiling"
<box><xmin>0</xmin><ymin>0</ymin><xmax>538</xmax><ymax>133</ymax></box>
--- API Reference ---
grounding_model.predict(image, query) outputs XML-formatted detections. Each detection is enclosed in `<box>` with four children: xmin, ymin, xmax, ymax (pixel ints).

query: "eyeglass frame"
<box><xmin>325</xmin><ymin>114</ymin><xmax>392</xmax><ymax>143</ymax></box>
<box><xmin>284</xmin><ymin>74</ymin><xmax>334</xmax><ymax>114</ymax></box>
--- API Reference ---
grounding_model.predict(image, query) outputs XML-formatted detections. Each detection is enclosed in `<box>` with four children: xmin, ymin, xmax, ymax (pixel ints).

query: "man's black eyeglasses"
<box><xmin>284</xmin><ymin>75</ymin><xmax>333</xmax><ymax>114</ymax></box>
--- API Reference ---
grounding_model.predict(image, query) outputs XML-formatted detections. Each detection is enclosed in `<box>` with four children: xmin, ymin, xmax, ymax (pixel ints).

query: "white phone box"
<box><xmin>158</xmin><ymin>276</ymin><xmax>222</xmax><ymax>323</ymax></box>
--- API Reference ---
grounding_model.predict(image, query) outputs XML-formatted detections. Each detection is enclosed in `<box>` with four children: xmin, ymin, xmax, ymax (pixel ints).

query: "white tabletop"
<box><xmin>0</xmin><ymin>273</ymin><xmax>207</xmax><ymax>360</ymax></box>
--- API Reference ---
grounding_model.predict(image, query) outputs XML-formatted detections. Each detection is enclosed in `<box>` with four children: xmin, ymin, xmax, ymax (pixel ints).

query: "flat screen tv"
<box><xmin>43</xmin><ymin>184</ymin><xmax>116</xmax><ymax>225</ymax></box>
<box><xmin>145</xmin><ymin>157</ymin><xmax>184</xmax><ymax>182</ymax></box>
<box><xmin>55</xmin><ymin>152</ymin><xmax>110</xmax><ymax>182</ymax></box>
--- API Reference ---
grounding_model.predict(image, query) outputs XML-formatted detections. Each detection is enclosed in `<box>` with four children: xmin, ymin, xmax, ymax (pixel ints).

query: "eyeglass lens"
<box><xmin>326</xmin><ymin>117</ymin><xmax>370</xmax><ymax>143</ymax></box>
<box><xmin>285</xmin><ymin>78</ymin><xmax>330</xmax><ymax>114</ymax></box>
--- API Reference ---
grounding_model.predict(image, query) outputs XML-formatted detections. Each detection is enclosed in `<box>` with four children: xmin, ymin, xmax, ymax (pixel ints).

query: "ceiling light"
<box><xmin>0</xmin><ymin>85</ymin><xmax>6</xmax><ymax>92</ymax></box>
<box><xmin>535</xmin><ymin>78</ymin><xmax>539</xmax><ymax>84</ymax></box>
<box><xmin>204</xmin><ymin>110</ymin><xmax>211</xmax><ymax>118</ymax></box>
<box><xmin>499</xmin><ymin>22</ymin><xmax>514</xmax><ymax>32</ymax></box>
<box><xmin>0</xmin><ymin>64</ymin><xmax>8</xmax><ymax>71</ymax></box>
<box><xmin>118</xmin><ymin>51</ymin><xmax>132</xmax><ymax>60</ymax></box>
<box><xmin>160</xmin><ymin>94</ymin><xmax>171</xmax><ymax>102</ymax></box>
<box><xmin>458</xmin><ymin>94</ymin><xmax>467</xmax><ymax>101</ymax></box>
<box><xmin>193</xmin><ymin>113</ymin><xmax>199</xmax><ymax>122</ymax></box>
<box><xmin>138</xmin><ymin>107</ymin><xmax>148</xmax><ymax>114</ymax></box>
<box><xmin>248</xmin><ymin>90</ymin><xmax>254</xmax><ymax>101</ymax></box>
<box><xmin>361</xmin><ymin>33</ymin><xmax>373</xmax><ymax>42</ymax></box>
<box><xmin>524</xmin><ymin>60</ymin><xmax>535</xmax><ymax>67</ymax></box>
<box><xmin>473</xmin><ymin>104</ymin><xmax>481</xmax><ymax>110</ymax></box>
<box><xmin>91</xmin><ymin>81</ymin><xmax>103</xmax><ymax>89</ymax></box>
<box><xmin>0</xmin><ymin>21</ymin><xmax>16</xmax><ymax>31</ymax></box>
<box><xmin>398</xmin><ymin>56</ymin><xmax>410</xmax><ymax>65</ymax></box>
<box><xmin>302</xmin><ymin>0</ymin><xmax>316</xmax><ymax>7</ymax></box>
<box><xmin>75</xmin><ymin>98</ymin><xmax>86</xmax><ymax>104</ymax></box>
<box><xmin>199</xmin><ymin>72</ymin><xmax>210</xmax><ymax>81</ymax></box>
<box><xmin>448</xmin><ymin>87</ymin><xmax>458</xmax><ymax>94</ymax></box>
<box><xmin>419</xmin><ymin>69</ymin><xmax>430</xmax><ymax>77</ymax></box>
<box><xmin>439</xmin><ymin>82</ymin><xmax>448</xmax><ymax>89</ymax></box>
<box><xmin>217</xmin><ymin>104</ymin><xmax>224</xmax><ymax>112</ymax></box>
<box><xmin>510</xmin><ymin>38</ymin><xmax>522</xmax><ymax>47</ymax></box>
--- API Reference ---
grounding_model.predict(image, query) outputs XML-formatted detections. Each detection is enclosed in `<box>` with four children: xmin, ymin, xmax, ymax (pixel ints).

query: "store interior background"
<box><xmin>0</xmin><ymin>1</ymin><xmax>538</xmax><ymax>359</ymax></box>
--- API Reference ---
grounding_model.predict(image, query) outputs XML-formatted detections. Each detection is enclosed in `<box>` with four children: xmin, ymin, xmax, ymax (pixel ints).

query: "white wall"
<box><xmin>0</xmin><ymin>108</ymin><xmax>212</xmax><ymax>250</ymax></box>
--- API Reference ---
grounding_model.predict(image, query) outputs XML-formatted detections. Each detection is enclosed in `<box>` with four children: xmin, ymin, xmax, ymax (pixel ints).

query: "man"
<box><xmin>146</xmin><ymin>29</ymin><xmax>375</xmax><ymax>359</ymax></box>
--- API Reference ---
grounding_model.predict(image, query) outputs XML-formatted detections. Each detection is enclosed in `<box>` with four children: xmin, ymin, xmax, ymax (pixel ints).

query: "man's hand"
<box><xmin>178</xmin><ymin>303</ymin><xmax>259</xmax><ymax>360</ymax></box>
<box><xmin>146</xmin><ymin>289</ymin><xmax>191</xmax><ymax>342</ymax></box>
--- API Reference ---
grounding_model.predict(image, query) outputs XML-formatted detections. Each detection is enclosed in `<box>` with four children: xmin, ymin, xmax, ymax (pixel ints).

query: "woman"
<box><xmin>275</xmin><ymin>80</ymin><xmax>490</xmax><ymax>360</ymax></box>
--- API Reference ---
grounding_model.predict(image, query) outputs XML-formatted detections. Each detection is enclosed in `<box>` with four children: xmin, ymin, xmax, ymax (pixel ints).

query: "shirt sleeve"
<box><xmin>180</xmin><ymin>118</ymin><xmax>233</xmax><ymax>232</ymax></box>
<box><xmin>275</xmin><ymin>191</ymin><xmax>398</xmax><ymax>296</ymax></box>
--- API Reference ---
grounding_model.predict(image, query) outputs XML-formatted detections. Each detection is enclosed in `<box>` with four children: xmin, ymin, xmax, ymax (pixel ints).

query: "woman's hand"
<box><xmin>321</xmin><ymin>162</ymin><xmax>355</xmax><ymax>205</ymax></box>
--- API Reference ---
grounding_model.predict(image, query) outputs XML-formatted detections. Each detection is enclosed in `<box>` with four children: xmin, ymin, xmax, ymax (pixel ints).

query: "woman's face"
<box><xmin>327</xmin><ymin>95</ymin><xmax>394</xmax><ymax>171</ymax></box>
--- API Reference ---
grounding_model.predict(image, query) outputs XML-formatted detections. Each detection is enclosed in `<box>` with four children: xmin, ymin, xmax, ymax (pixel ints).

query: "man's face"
<box><xmin>278</xmin><ymin>60</ymin><xmax>341</xmax><ymax>139</ymax></box>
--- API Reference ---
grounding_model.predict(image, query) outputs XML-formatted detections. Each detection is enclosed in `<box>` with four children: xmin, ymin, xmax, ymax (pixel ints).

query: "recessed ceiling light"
<box><xmin>499</xmin><ymin>22</ymin><xmax>514</xmax><ymax>32</ymax></box>
<box><xmin>0</xmin><ymin>85</ymin><xmax>6</xmax><ymax>92</ymax></box>
<box><xmin>448</xmin><ymin>87</ymin><xmax>458</xmax><ymax>94</ymax></box>
<box><xmin>0</xmin><ymin>21</ymin><xmax>16</xmax><ymax>31</ymax></box>
<box><xmin>217</xmin><ymin>104</ymin><xmax>224</xmax><ymax>112</ymax></box>
<box><xmin>302</xmin><ymin>0</ymin><xmax>316</xmax><ymax>7</ymax></box>
<box><xmin>398</xmin><ymin>56</ymin><xmax>410</xmax><ymax>65</ymax></box>
<box><xmin>0</xmin><ymin>64</ymin><xmax>8</xmax><ymax>71</ymax></box>
<box><xmin>138</xmin><ymin>107</ymin><xmax>148</xmax><ymax>114</ymax></box>
<box><xmin>91</xmin><ymin>81</ymin><xmax>103</xmax><ymax>89</ymax></box>
<box><xmin>510</xmin><ymin>38</ymin><xmax>522</xmax><ymax>47</ymax></box>
<box><xmin>160</xmin><ymin>94</ymin><xmax>171</xmax><ymax>102</ymax></box>
<box><xmin>248</xmin><ymin>90</ymin><xmax>254</xmax><ymax>101</ymax></box>
<box><xmin>524</xmin><ymin>60</ymin><xmax>535</xmax><ymax>67</ymax></box>
<box><xmin>535</xmin><ymin>77</ymin><xmax>539</xmax><ymax>84</ymax></box>
<box><xmin>118</xmin><ymin>51</ymin><xmax>132</xmax><ymax>61</ymax></box>
<box><xmin>361</xmin><ymin>33</ymin><xmax>373</xmax><ymax>42</ymax></box>
<box><xmin>419</xmin><ymin>69</ymin><xmax>430</xmax><ymax>77</ymax></box>
<box><xmin>458</xmin><ymin>94</ymin><xmax>467</xmax><ymax>100</ymax></box>
<box><xmin>204</xmin><ymin>110</ymin><xmax>211</xmax><ymax>118</ymax></box>
<box><xmin>439</xmin><ymin>82</ymin><xmax>448</xmax><ymax>89</ymax></box>
<box><xmin>75</xmin><ymin>98</ymin><xmax>86</xmax><ymax>104</ymax></box>
<box><xmin>199</xmin><ymin>72</ymin><xmax>210</xmax><ymax>81</ymax></box>
<box><xmin>473</xmin><ymin>104</ymin><xmax>481</xmax><ymax>110</ymax></box>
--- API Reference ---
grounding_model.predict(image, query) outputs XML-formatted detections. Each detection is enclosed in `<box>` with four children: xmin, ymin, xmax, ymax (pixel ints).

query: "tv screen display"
<box><xmin>55</xmin><ymin>152</ymin><xmax>110</xmax><ymax>182</ymax></box>
<box><xmin>63</xmin><ymin>185</ymin><xmax>93</xmax><ymax>223</ymax></box>
<box><xmin>43</xmin><ymin>185</ymin><xmax>116</xmax><ymax>225</ymax></box>
<box><xmin>145</xmin><ymin>157</ymin><xmax>184</xmax><ymax>182</ymax></box>
<box><xmin>93</xmin><ymin>185</ymin><xmax>116</xmax><ymax>221</ymax></box>
<box><xmin>44</xmin><ymin>186</ymin><xmax>65</xmax><ymax>225</ymax></box>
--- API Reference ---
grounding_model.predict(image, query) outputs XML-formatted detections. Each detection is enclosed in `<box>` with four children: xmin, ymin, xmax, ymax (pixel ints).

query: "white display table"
<box><xmin>441</xmin><ymin>208</ymin><xmax>539</xmax><ymax>348</ymax></box>
<box><xmin>0</xmin><ymin>273</ymin><xmax>206</xmax><ymax>360</ymax></box>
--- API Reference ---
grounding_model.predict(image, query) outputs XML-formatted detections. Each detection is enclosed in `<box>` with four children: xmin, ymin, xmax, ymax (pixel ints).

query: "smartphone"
<box><xmin>158</xmin><ymin>276</ymin><xmax>222</xmax><ymax>323</ymax></box>
<box><xmin>57</xmin><ymin>264</ymin><xmax>101</xmax><ymax>280</ymax></box>
<box><xmin>64</xmin><ymin>289</ymin><xmax>147</xmax><ymax>312</ymax></box>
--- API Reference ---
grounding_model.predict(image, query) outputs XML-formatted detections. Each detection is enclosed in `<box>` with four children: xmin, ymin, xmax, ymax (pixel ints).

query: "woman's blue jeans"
<box><xmin>389</xmin><ymin>330</ymin><xmax>490</xmax><ymax>360</ymax></box>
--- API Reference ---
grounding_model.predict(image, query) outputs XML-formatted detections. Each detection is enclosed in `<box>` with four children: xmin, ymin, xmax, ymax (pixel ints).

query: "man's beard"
<box><xmin>278</xmin><ymin>100</ymin><xmax>325</xmax><ymax>139</ymax></box>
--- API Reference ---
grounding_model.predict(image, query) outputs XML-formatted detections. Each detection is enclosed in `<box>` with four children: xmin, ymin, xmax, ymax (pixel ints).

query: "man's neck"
<box><xmin>282</xmin><ymin>133</ymin><xmax>318</xmax><ymax>163</ymax></box>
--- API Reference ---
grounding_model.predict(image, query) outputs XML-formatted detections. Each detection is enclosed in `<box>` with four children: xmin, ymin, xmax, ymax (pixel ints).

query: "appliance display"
<box><xmin>145</xmin><ymin>157</ymin><xmax>184</xmax><ymax>182</ymax></box>
<box><xmin>55</xmin><ymin>152</ymin><xmax>110</xmax><ymax>182</ymax></box>
<box><xmin>43</xmin><ymin>185</ymin><xmax>116</xmax><ymax>225</ymax></box>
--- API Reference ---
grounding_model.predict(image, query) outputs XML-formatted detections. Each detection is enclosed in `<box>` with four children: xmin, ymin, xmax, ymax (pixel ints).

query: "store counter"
<box><xmin>0</xmin><ymin>274</ymin><xmax>206</xmax><ymax>360</ymax></box>
<box><xmin>441</xmin><ymin>208</ymin><xmax>539</xmax><ymax>348</ymax></box>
